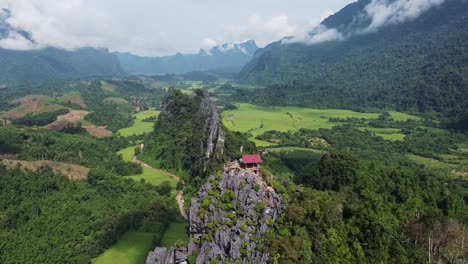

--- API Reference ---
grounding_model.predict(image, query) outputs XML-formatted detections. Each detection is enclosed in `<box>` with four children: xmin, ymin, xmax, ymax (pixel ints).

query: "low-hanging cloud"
<box><xmin>0</xmin><ymin>0</ymin><xmax>353</xmax><ymax>56</ymax></box>
<box><xmin>289</xmin><ymin>0</ymin><xmax>445</xmax><ymax>46</ymax></box>
<box><xmin>222</xmin><ymin>14</ymin><xmax>298</xmax><ymax>47</ymax></box>
<box><xmin>362</xmin><ymin>0</ymin><xmax>445</xmax><ymax>33</ymax></box>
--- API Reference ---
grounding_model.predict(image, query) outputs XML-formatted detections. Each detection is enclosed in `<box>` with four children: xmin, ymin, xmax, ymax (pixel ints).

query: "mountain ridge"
<box><xmin>116</xmin><ymin>40</ymin><xmax>259</xmax><ymax>75</ymax></box>
<box><xmin>0</xmin><ymin>8</ymin><xmax>125</xmax><ymax>83</ymax></box>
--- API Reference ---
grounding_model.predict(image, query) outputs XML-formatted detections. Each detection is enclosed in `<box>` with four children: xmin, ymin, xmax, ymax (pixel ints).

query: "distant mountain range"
<box><xmin>115</xmin><ymin>40</ymin><xmax>258</xmax><ymax>75</ymax></box>
<box><xmin>0</xmin><ymin>8</ymin><xmax>124</xmax><ymax>84</ymax></box>
<box><xmin>1</xmin><ymin>5</ymin><xmax>258</xmax><ymax>83</ymax></box>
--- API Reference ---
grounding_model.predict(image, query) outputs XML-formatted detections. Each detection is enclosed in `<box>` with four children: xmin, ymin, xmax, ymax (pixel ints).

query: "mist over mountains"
<box><xmin>0</xmin><ymin>7</ymin><xmax>258</xmax><ymax>83</ymax></box>
<box><xmin>115</xmin><ymin>40</ymin><xmax>259</xmax><ymax>75</ymax></box>
<box><xmin>237</xmin><ymin>0</ymin><xmax>468</xmax><ymax>125</ymax></box>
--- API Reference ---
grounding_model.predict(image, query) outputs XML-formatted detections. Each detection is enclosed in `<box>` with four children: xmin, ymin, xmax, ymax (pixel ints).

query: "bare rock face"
<box><xmin>146</xmin><ymin>169</ymin><xmax>283</xmax><ymax>264</ymax></box>
<box><xmin>195</xmin><ymin>90</ymin><xmax>225</xmax><ymax>169</ymax></box>
<box><xmin>146</xmin><ymin>246</ymin><xmax>188</xmax><ymax>264</ymax></box>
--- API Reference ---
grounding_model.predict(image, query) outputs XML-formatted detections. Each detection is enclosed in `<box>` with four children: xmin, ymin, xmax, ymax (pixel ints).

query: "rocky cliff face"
<box><xmin>146</xmin><ymin>169</ymin><xmax>283</xmax><ymax>264</ymax></box>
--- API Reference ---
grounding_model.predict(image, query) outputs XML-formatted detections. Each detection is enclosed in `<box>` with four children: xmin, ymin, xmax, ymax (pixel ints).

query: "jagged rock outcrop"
<box><xmin>146</xmin><ymin>169</ymin><xmax>283</xmax><ymax>264</ymax></box>
<box><xmin>146</xmin><ymin>246</ymin><xmax>188</xmax><ymax>264</ymax></box>
<box><xmin>196</xmin><ymin>90</ymin><xmax>225</xmax><ymax>163</ymax></box>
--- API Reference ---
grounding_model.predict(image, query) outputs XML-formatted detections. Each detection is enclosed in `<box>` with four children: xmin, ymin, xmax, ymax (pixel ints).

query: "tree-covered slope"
<box><xmin>238</xmin><ymin>0</ymin><xmax>468</xmax><ymax>125</ymax></box>
<box><xmin>0</xmin><ymin>47</ymin><xmax>125</xmax><ymax>84</ymax></box>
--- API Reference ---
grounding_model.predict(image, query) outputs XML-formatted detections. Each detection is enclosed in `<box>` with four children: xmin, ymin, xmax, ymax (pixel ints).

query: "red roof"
<box><xmin>242</xmin><ymin>154</ymin><xmax>263</xmax><ymax>164</ymax></box>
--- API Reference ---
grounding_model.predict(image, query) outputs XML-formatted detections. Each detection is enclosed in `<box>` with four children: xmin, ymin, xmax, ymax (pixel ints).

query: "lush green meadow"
<box><xmin>118</xmin><ymin>146</ymin><xmax>178</xmax><ymax>187</ymax></box>
<box><xmin>161</xmin><ymin>223</ymin><xmax>189</xmax><ymax>248</ymax></box>
<box><xmin>118</xmin><ymin>110</ymin><xmax>160</xmax><ymax>137</ymax></box>
<box><xmin>407</xmin><ymin>154</ymin><xmax>454</xmax><ymax>170</ymax></box>
<box><xmin>222</xmin><ymin>104</ymin><xmax>419</xmax><ymax>146</ymax></box>
<box><xmin>356</xmin><ymin>127</ymin><xmax>406</xmax><ymax>141</ymax></box>
<box><xmin>93</xmin><ymin>232</ymin><xmax>154</xmax><ymax>264</ymax></box>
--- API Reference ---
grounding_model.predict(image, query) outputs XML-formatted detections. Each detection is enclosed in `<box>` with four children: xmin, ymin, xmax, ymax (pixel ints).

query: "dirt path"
<box><xmin>134</xmin><ymin>156</ymin><xmax>188</xmax><ymax>220</ymax></box>
<box><xmin>176</xmin><ymin>191</ymin><xmax>188</xmax><ymax>220</ymax></box>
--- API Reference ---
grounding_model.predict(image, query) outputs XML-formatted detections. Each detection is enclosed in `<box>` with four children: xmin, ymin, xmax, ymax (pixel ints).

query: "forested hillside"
<box><xmin>0</xmin><ymin>47</ymin><xmax>124</xmax><ymax>84</ymax></box>
<box><xmin>0</xmin><ymin>125</ymin><xmax>178</xmax><ymax>263</ymax></box>
<box><xmin>239</xmin><ymin>0</ymin><xmax>468</xmax><ymax>128</ymax></box>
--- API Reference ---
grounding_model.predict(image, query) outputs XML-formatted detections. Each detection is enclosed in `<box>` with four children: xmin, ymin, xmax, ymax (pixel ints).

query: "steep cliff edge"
<box><xmin>146</xmin><ymin>168</ymin><xmax>283</xmax><ymax>264</ymax></box>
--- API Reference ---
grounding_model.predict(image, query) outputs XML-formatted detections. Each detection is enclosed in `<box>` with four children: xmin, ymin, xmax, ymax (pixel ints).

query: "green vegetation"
<box><xmin>267</xmin><ymin>147</ymin><xmax>324</xmax><ymax>154</ymax></box>
<box><xmin>238</xmin><ymin>0</ymin><xmax>468</xmax><ymax>131</ymax></box>
<box><xmin>0</xmin><ymin>126</ymin><xmax>141</xmax><ymax>176</ymax></box>
<box><xmin>407</xmin><ymin>154</ymin><xmax>455</xmax><ymax>171</ymax></box>
<box><xmin>161</xmin><ymin>223</ymin><xmax>189</xmax><ymax>248</ymax></box>
<box><xmin>141</xmin><ymin>89</ymin><xmax>255</xmax><ymax>183</ymax></box>
<box><xmin>11</xmin><ymin>108</ymin><xmax>70</xmax><ymax>126</ymax></box>
<box><xmin>0</xmin><ymin>165</ymin><xmax>174</xmax><ymax>264</ymax></box>
<box><xmin>223</xmin><ymin>103</ymin><xmax>419</xmax><ymax>146</ymax></box>
<box><xmin>118</xmin><ymin>110</ymin><xmax>160</xmax><ymax>137</ymax></box>
<box><xmin>0</xmin><ymin>47</ymin><xmax>124</xmax><ymax>84</ymax></box>
<box><xmin>118</xmin><ymin>146</ymin><xmax>178</xmax><ymax>187</ymax></box>
<box><xmin>93</xmin><ymin>232</ymin><xmax>155</xmax><ymax>264</ymax></box>
<box><xmin>263</xmin><ymin>138</ymin><xmax>467</xmax><ymax>263</ymax></box>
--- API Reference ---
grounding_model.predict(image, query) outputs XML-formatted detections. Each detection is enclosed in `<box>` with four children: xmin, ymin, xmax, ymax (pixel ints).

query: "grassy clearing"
<box><xmin>1</xmin><ymin>159</ymin><xmax>89</xmax><ymax>180</ymax></box>
<box><xmin>459</xmin><ymin>144</ymin><xmax>468</xmax><ymax>154</ymax></box>
<box><xmin>103</xmin><ymin>97</ymin><xmax>130</xmax><ymax>105</ymax></box>
<box><xmin>118</xmin><ymin>146</ymin><xmax>178</xmax><ymax>187</ymax></box>
<box><xmin>161</xmin><ymin>223</ymin><xmax>189</xmax><ymax>248</ymax></box>
<box><xmin>1</xmin><ymin>95</ymin><xmax>67</xmax><ymax>119</ymax></box>
<box><xmin>118</xmin><ymin>110</ymin><xmax>160</xmax><ymax>137</ymax></box>
<box><xmin>407</xmin><ymin>154</ymin><xmax>454</xmax><ymax>170</ymax></box>
<box><xmin>93</xmin><ymin>232</ymin><xmax>154</xmax><ymax>264</ymax></box>
<box><xmin>58</xmin><ymin>92</ymin><xmax>87</xmax><ymax>108</ymax></box>
<box><xmin>388</xmin><ymin>111</ymin><xmax>422</xmax><ymax>122</ymax></box>
<box><xmin>357</xmin><ymin>127</ymin><xmax>406</xmax><ymax>142</ymax></box>
<box><xmin>223</xmin><ymin>104</ymin><xmax>418</xmax><ymax>146</ymax></box>
<box><xmin>101</xmin><ymin>80</ymin><xmax>116</xmax><ymax>92</ymax></box>
<box><xmin>267</xmin><ymin>147</ymin><xmax>324</xmax><ymax>154</ymax></box>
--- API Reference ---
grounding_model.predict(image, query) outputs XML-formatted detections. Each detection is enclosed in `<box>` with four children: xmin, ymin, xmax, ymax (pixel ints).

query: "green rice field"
<box><xmin>223</xmin><ymin>104</ymin><xmax>420</xmax><ymax>146</ymax></box>
<box><xmin>118</xmin><ymin>146</ymin><xmax>178</xmax><ymax>187</ymax></box>
<box><xmin>93</xmin><ymin>232</ymin><xmax>154</xmax><ymax>264</ymax></box>
<box><xmin>161</xmin><ymin>223</ymin><xmax>189</xmax><ymax>248</ymax></box>
<box><xmin>118</xmin><ymin>110</ymin><xmax>160</xmax><ymax>137</ymax></box>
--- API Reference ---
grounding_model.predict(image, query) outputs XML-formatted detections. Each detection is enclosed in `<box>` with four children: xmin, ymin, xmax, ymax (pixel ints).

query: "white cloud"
<box><xmin>287</xmin><ymin>0</ymin><xmax>446</xmax><ymax>46</ymax></box>
<box><xmin>223</xmin><ymin>14</ymin><xmax>298</xmax><ymax>47</ymax></box>
<box><xmin>0</xmin><ymin>0</ymin><xmax>354</xmax><ymax>55</ymax></box>
<box><xmin>201</xmin><ymin>38</ymin><xmax>217</xmax><ymax>50</ymax></box>
<box><xmin>0</xmin><ymin>31</ymin><xmax>35</xmax><ymax>50</ymax></box>
<box><xmin>307</xmin><ymin>26</ymin><xmax>344</xmax><ymax>44</ymax></box>
<box><xmin>362</xmin><ymin>0</ymin><xmax>445</xmax><ymax>33</ymax></box>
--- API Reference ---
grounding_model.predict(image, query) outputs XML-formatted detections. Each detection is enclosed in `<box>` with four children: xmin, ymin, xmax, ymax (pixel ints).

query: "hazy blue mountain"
<box><xmin>116</xmin><ymin>40</ymin><xmax>258</xmax><ymax>75</ymax></box>
<box><xmin>0</xmin><ymin>9</ymin><xmax>124</xmax><ymax>84</ymax></box>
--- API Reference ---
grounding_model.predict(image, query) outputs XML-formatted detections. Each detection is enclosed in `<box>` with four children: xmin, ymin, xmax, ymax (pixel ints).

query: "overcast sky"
<box><xmin>0</xmin><ymin>0</ymin><xmax>354</xmax><ymax>56</ymax></box>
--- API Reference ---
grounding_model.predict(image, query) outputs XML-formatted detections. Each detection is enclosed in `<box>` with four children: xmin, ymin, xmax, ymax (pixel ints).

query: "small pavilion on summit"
<box><xmin>241</xmin><ymin>154</ymin><xmax>263</xmax><ymax>176</ymax></box>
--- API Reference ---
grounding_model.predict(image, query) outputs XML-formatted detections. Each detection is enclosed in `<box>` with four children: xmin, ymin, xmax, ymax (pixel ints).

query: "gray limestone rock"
<box><xmin>146</xmin><ymin>169</ymin><xmax>283</xmax><ymax>264</ymax></box>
